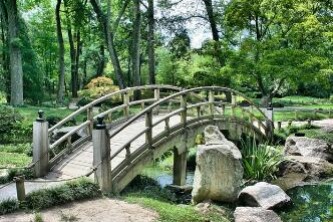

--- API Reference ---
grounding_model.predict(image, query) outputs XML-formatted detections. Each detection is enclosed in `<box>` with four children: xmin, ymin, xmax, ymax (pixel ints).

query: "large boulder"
<box><xmin>238</xmin><ymin>182</ymin><xmax>291</xmax><ymax>209</ymax></box>
<box><xmin>284</xmin><ymin>136</ymin><xmax>333</xmax><ymax>162</ymax></box>
<box><xmin>191</xmin><ymin>125</ymin><xmax>243</xmax><ymax>204</ymax></box>
<box><xmin>234</xmin><ymin>207</ymin><xmax>282</xmax><ymax>222</ymax></box>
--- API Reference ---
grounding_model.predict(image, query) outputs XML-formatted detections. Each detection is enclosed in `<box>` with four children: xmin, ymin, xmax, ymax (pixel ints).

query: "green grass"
<box><xmin>13</xmin><ymin>106</ymin><xmax>75</xmax><ymax>123</ymax></box>
<box><xmin>0</xmin><ymin>152</ymin><xmax>31</xmax><ymax>168</ymax></box>
<box><xmin>274</xmin><ymin>110</ymin><xmax>331</xmax><ymax>121</ymax></box>
<box><xmin>273</xmin><ymin>96</ymin><xmax>331</xmax><ymax>106</ymax></box>
<box><xmin>125</xmin><ymin>194</ymin><xmax>230</xmax><ymax>222</ymax></box>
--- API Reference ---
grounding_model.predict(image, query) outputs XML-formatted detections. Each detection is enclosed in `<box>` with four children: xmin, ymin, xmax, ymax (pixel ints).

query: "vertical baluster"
<box><xmin>145</xmin><ymin>110</ymin><xmax>153</xmax><ymax>148</ymax></box>
<box><xmin>165</xmin><ymin>117</ymin><xmax>170</xmax><ymax>135</ymax></box>
<box><xmin>125</xmin><ymin>143</ymin><xmax>131</xmax><ymax>159</ymax></box>
<box><xmin>154</xmin><ymin>88</ymin><xmax>160</xmax><ymax>115</ymax></box>
<box><xmin>87</xmin><ymin>107</ymin><xmax>93</xmax><ymax>136</ymax></box>
<box><xmin>208</xmin><ymin>90</ymin><xmax>214</xmax><ymax>119</ymax></box>
<box><xmin>222</xmin><ymin>104</ymin><xmax>226</xmax><ymax>117</ymax></box>
<box><xmin>123</xmin><ymin>92</ymin><xmax>130</xmax><ymax>118</ymax></box>
<box><xmin>180</xmin><ymin>94</ymin><xmax>187</xmax><ymax>128</ymax></box>
<box><xmin>196</xmin><ymin>106</ymin><xmax>201</xmax><ymax>118</ymax></box>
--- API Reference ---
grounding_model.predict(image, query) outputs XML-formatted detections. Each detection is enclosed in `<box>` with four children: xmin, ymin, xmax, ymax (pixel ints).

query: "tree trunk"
<box><xmin>5</xmin><ymin>0</ymin><xmax>23</xmax><ymax>106</ymax></box>
<box><xmin>147</xmin><ymin>0</ymin><xmax>155</xmax><ymax>84</ymax></box>
<box><xmin>260</xmin><ymin>94</ymin><xmax>273</xmax><ymax>107</ymax></box>
<box><xmin>96</xmin><ymin>43</ymin><xmax>105</xmax><ymax>77</ymax></box>
<box><xmin>132</xmin><ymin>0</ymin><xmax>141</xmax><ymax>99</ymax></box>
<box><xmin>56</xmin><ymin>0</ymin><xmax>65</xmax><ymax>103</ymax></box>
<box><xmin>202</xmin><ymin>0</ymin><xmax>224</xmax><ymax>66</ymax></box>
<box><xmin>90</xmin><ymin>0</ymin><xmax>126</xmax><ymax>89</ymax></box>
<box><xmin>66</xmin><ymin>18</ymin><xmax>76</xmax><ymax>97</ymax></box>
<box><xmin>0</xmin><ymin>1</ymin><xmax>10</xmax><ymax>102</ymax></box>
<box><xmin>74</xmin><ymin>30</ymin><xmax>81</xmax><ymax>94</ymax></box>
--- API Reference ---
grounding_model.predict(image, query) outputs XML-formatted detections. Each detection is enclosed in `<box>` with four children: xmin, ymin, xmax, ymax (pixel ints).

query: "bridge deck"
<box><xmin>0</xmin><ymin>114</ymin><xmax>181</xmax><ymax>201</ymax></box>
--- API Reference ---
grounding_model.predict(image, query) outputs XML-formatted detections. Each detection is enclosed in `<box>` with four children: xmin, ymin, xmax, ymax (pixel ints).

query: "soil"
<box><xmin>0</xmin><ymin>198</ymin><xmax>158</xmax><ymax>222</ymax></box>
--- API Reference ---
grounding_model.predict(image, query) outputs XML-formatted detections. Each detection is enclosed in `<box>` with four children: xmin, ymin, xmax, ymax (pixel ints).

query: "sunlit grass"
<box><xmin>0</xmin><ymin>152</ymin><xmax>31</xmax><ymax>168</ymax></box>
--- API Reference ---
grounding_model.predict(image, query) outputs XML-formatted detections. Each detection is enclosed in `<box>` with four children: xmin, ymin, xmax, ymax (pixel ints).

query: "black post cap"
<box><xmin>36</xmin><ymin>110</ymin><xmax>45</xmax><ymax>122</ymax></box>
<box><xmin>95</xmin><ymin>115</ymin><xmax>106</xmax><ymax>129</ymax></box>
<box><xmin>267</xmin><ymin>102</ymin><xmax>273</xmax><ymax>110</ymax></box>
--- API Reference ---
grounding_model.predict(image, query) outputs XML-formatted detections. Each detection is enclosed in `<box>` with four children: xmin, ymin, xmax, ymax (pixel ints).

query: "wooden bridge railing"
<box><xmin>46</xmin><ymin>85</ymin><xmax>181</xmax><ymax>169</ymax></box>
<box><xmin>101</xmin><ymin>86</ymin><xmax>273</xmax><ymax>190</ymax></box>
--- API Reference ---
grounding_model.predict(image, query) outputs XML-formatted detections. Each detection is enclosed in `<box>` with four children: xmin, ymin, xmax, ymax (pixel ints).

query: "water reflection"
<box><xmin>280</xmin><ymin>182</ymin><xmax>333</xmax><ymax>222</ymax></box>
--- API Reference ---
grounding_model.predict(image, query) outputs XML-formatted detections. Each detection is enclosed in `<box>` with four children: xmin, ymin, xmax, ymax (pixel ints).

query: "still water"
<box><xmin>144</xmin><ymin>167</ymin><xmax>333</xmax><ymax>222</ymax></box>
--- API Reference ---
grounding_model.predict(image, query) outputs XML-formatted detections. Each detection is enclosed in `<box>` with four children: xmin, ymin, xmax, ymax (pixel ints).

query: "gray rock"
<box><xmin>191</xmin><ymin>125</ymin><xmax>243</xmax><ymax>204</ymax></box>
<box><xmin>285</xmin><ymin>136</ymin><xmax>333</xmax><ymax>162</ymax></box>
<box><xmin>286</xmin><ymin>156</ymin><xmax>333</xmax><ymax>179</ymax></box>
<box><xmin>238</xmin><ymin>182</ymin><xmax>291</xmax><ymax>209</ymax></box>
<box><xmin>234</xmin><ymin>207</ymin><xmax>282</xmax><ymax>222</ymax></box>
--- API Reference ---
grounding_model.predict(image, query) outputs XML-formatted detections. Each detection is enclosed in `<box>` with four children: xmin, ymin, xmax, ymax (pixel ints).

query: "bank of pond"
<box><xmin>139</xmin><ymin>164</ymin><xmax>333</xmax><ymax>222</ymax></box>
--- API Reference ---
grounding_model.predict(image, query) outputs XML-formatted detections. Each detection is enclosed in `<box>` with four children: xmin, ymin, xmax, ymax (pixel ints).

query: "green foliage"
<box><xmin>0</xmin><ymin>152</ymin><xmax>31</xmax><ymax>168</ymax></box>
<box><xmin>241</xmin><ymin>139</ymin><xmax>283</xmax><ymax>181</ymax></box>
<box><xmin>34</xmin><ymin>212</ymin><xmax>44</xmax><ymax>222</ymax></box>
<box><xmin>0</xmin><ymin>199</ymin><xmax>19</xmax><ymax>215</ymax></box>
<box><xmin>0</xmin><ymin>179</ymin><xmax>101</xmax><ymax>215</ymax></box>
<box><xmin>24</xmin><ymin>178</ymin><xmax>101</xmax><ymax>210</ymax></box>
<box><xmin>0</xmin><ymin>143</ymin><xmax>32</xmax><ymax>155</ymax></box>
<box><xmin>0</xmin><ymin>106</ymin><xmax>30</xmax><ymax>143</ymax></box>
<box><xmin>123</xmin><ymin>175</ymin><xmax>231</xmax><ymax>222</ymax></box>
<box><xmin>78</xmin><ymin>77</ymin><xmax>121</xmax><ymax>106</ymax></box>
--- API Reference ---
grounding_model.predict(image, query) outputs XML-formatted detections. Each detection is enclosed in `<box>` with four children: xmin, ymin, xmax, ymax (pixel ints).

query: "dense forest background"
<box><xmin>0</xmin><ymin>0</ymin><xmax>332</xmax><ymax>106</ymax></box>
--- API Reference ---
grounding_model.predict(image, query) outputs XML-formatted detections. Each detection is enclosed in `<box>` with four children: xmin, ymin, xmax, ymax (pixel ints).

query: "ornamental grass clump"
<box><xmin>241</xmin><ymin>139</ymin><xmax>283</xmax><ymax>181</ymax></box>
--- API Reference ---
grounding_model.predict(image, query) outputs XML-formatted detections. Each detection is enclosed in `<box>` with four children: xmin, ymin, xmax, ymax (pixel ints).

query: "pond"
<box><xmin>279</xmin><ymin>181</ymin><xmax>333</xmax><ymax>222</ymax></box>
<box><xmin>143</xmin><ymin>166</ymin><xmax>333</xmax><ymax>222</ymax></box>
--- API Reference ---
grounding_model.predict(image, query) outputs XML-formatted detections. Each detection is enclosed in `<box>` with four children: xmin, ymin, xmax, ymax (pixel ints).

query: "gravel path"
<box><xmin>0</xmin><ymin>198</ymin><xmax>158</xmax><ymax>222</ymax></box>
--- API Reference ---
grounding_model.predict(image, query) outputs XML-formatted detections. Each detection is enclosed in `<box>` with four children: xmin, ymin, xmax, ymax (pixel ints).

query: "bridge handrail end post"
<box><xmin>32</xmin><ymin>110</ymin><xmax>49</xmax><ymax>178</ymax></box>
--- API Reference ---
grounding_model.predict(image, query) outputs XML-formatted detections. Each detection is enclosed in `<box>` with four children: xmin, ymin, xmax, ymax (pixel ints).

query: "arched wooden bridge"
<box><xmin>31</xmin><ymin>85</ymin><xmax>273</xmax><ymax>193</ymax></box>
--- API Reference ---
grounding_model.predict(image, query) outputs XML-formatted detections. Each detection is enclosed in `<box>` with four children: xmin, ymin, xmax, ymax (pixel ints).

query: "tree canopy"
<box><xmin>0</xmin><ymin>0</ymin><xmax>331</xmax><ymax>106</ymax></box>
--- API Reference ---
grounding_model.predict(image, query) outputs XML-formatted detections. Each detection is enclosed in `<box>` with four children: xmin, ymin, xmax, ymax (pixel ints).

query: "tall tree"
<box><xmin>131</xmin><ymin>0</ymin><xmax>141</xmax><ymax>90</ymax></box>
<box><xmin>4</xmin><ymin>0</ymin><xmax>24</xmax><ymax>105</ymax></box>
<box><xmin>90</xmin><ymin>0</ymin><xmax>126</xmax><ymax>89</ymax></box>
<box><xmin>56</xmin><ymin>0</ymin><xmax>65</xmax><ymax>103</ymax></box>
<box><xmin>147</xmin><ymin>0</ymin><xmax>155</xmax><ymax>84</ymax></box>
<box><xmin>202</xmin><ymin>0</ymin><xmax>224</xmax><ymax>66</ymax></box>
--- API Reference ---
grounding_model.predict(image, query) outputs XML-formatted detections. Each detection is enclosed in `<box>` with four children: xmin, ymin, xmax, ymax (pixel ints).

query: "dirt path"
<box><xmin>0</xmin><ymin>198</ymin><xmax>158</xmax><ymax>222</ymax></box>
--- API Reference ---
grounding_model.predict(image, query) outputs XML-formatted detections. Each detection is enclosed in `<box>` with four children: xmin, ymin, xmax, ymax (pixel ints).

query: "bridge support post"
<box><xmin>32</xmin><ymin>110</ymin><xmax>49</xmax><ymax>177</ymax></box>
<box><xmin>173</xmin><ymin>147</ymin><xmax>187</xmax><ymax>186</ymax></box>
<box><xmin>93</xmin><ymin>116</ymin><xmax>112</xmax><ymax>193</ymax></box>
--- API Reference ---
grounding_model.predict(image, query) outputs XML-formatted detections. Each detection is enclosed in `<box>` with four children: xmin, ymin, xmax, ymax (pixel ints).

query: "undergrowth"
<box><xmin>240</xmin><ymin>139</ymin><xmax>283</xmax><ymax>181</ymax></box>
<box><xmin>122</xmin><ymin>175</ymin><xmax>232</xmax><ymax>222</ymax></box>
<box><xmin>0</xmin><ymin>178</ymin><xmax>101</xmax><ymax>215</ymax></box>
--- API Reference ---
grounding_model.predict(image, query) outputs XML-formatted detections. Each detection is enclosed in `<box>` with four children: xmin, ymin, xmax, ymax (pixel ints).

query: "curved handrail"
<box><xmin>49</xmin><ymin>85</ymin><xmax>181</xmax><ymax>133</ymax></box>
<box><xmin>48</xmin><ymin>85</ymin><xmax>182</xmax><ymax>164</ymax></box>
<box><xmin>108</xmin><ymin>86</ymin><xmax>270</xmax><ymax>139</ymax></box>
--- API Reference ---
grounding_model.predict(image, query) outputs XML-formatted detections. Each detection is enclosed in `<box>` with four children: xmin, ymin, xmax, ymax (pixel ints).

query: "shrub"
<box><xmin>0</xmin><ymin>199</ymin><xmax>19</xmax><ymax>215</ymax></box>
<box><xmin>0</xmin><ymin>106</ymin><xmax>24</xmax><ymax>143</ymax></box>
<box><xmin>78</xmin><ymin>77</ymin><xmax>121</xmax><ymax>104</ymax></box>
<box><xmin>0</xmin><ymin>179</ymin><xmax>101</xmax><ymax>215</ymax></box>
<box><xmin>24</xmin><ymin>178</ymin><xmax>101</xmax><ymax>210</ymax></box>
<box><xmin>240</xmin><ymin>139</ymin><xmax>283</xmax><ymax>181</ymax></box>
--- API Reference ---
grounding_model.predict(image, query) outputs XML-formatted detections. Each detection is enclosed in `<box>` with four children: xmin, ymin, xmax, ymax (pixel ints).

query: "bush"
<box><xmin>240</xmin><ymin>139</ymin><xmax>283</xmax><ymax>181</ymax></box>
<box><xmin>0</xmin><ymin>106</ymin><xmax>24</xmax><ymax>143</ymax></box>
<box><xmin>0</xmin><ymin>199</ymin><xmax>19</xmax><ymax>215</ymax></box>
<box><xmin>78</xmin><ymin>77</ymin><xmax>121</xmax><ymax>104</ymax></box>
<box><xmin>24</xmin><ymin>178</ymin><xmax>101</xmax><ymax>210</ymax></box>
<box><xmin>0</xmin><ymin>179</ymin><xmax>101</xmax><ymax>215</ymax></box>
